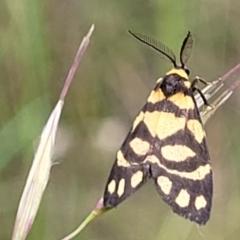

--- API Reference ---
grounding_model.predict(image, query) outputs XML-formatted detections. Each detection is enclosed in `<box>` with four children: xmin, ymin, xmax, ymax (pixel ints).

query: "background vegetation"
<box><xmin>1</xmin><ymin>0</ymin><xmax>240</xmax><ymax>239</ymax></box>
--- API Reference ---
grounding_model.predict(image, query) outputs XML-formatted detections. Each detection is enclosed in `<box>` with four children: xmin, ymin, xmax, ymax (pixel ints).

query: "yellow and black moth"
<box><xmin>103</xmin><ymin>31</ymin><xmax>213</xmax><ymax>225</ymax></box>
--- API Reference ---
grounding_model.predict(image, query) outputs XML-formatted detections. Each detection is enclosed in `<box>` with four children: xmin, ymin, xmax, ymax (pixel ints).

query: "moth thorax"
<box><xmin>160</xmin><ymin>74</ymin><xmax>190</xmax><ymax>98</ymax></box>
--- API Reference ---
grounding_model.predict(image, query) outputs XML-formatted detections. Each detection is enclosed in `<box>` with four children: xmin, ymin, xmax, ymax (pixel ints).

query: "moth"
<box><xmin>103</xmin><ymin>31</ymin><xmax>213</xmax><ymax>225</ymax></box>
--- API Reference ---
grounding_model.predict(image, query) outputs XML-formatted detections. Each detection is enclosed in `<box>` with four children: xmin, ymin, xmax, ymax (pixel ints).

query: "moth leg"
<box><xmin>192</xmin><ymin>87</ymin><xmax>213</xmax><ymax>108</ymax></box>
<box><xmin>191</xmin><ymin>76</ymin><xmax>211</xmax><ymax>87</ymax></box>
<box><xmin>191</xmin><ymin>77</ymin><xmax>214</xmax><ymax>108</ymax></box>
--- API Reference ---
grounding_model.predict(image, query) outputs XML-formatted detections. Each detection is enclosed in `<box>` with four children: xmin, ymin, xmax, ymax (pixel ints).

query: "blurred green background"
<box><xmin>1</xmin><ymin>0</ymin><xmax>240</xmax><ymax>239</ymax></box>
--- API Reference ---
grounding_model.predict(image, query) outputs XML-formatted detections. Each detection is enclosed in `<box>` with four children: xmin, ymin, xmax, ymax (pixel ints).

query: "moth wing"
<box><xmin>103</xmin><ymin>88</ymin><xmax>164</xmax><ymax>207</ymax></box>
<box><xmin>148</xmin><ymin>93</ymin><xmax>212</xmax><ymax>224</ymax></box>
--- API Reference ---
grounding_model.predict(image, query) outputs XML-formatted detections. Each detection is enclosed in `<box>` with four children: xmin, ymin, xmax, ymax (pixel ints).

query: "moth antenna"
<box><xmin>180</xmin><ymin>31</ymin><xmax>194</xmax><ymax>67</ymax></box>
<box><xmin>129</xmin><ymin>31</ymin><xmax>177</xmax><ymax>67</ymax></box>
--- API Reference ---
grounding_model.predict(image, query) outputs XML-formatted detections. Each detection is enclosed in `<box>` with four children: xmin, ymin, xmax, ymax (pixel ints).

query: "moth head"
<box><xmin>128</xmin><ymin>31</ymin><xmax>193</xmax><ymax>77</ymax></box>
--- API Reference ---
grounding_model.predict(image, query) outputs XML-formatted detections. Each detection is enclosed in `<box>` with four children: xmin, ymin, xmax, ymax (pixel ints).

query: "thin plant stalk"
<box><xmin>11</xmin><ymin>24</ymin><xmax>95</xmax><ymax>240</ymax></box>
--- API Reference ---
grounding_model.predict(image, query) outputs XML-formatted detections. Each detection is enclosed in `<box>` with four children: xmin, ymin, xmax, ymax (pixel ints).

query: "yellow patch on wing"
<box><xmin>145</xmin><ymin>155</ymin><xmax>211</xmax><ymax>180</ymax></box>
<box><xmin>179</xmin><ymin>164</ymin><xmax>211</xmax><ymax>181</ymax></box>
<box><xmin>161</xmin><ymin>145</ymin><xmax>196</xmax><ymax>162</ymax></box>
<box><xmin>132</xmin><ymin>111</ymin><xmax>144</xmax><ymax>132</ymax></box>
<box><xmin>144</xmin><ymin>111</ymin><xmax>186</xmax><ymax>139</ymax></box>
<box><xmin>175</xmin><ymin>189</ymin><xmax>190</xmax><ymax>208</ymax></box>
<box><xmin>131</xmin><ymin>171</ymin><xmax>143</xmax><ymax>188</ymax></box>
<box><xmin>145</xmin><ymin>155</ymin><xmax>160</xmax><ymax>165</ymax></box>
<box><xmin>157</xmin><ymin>176</ymin><xmax>172</xmax><ymax>194</ymax></box>
<box><xmin>168</xmin><ymin>92</ymin><xmax>195</xmax><ymax>110</ymax></box>
<box><xmin>187</xmin><ymin>119</ymin><xmax>205</xmax><ymax>143</ymax></box>
<box><xmin>195</xmin><ymin>195</ymin><xmax>207</xmax><ymax>210</ymax></box>
<box><xmin>147</xmin><ymin>89</ymin><xmax>165</xmax><ymax>104</ymax></box>
<box><xmin>108</xmin><ymin>180</ymin><xmax>116</xmax><ymax>194</ymax></box>
<box><xmin>129</xmin><ymin>137</ymin><xmax>150</xmax><ymax>156</ymax></box>
<box><xmin>143</xmin><ymin>111</ymin><xmax>161</xmax><ymax>137</ymax></box>
<box><xmin>117</xmin><ymin>178</ymin><xmax>125</xmax><ymax>197</ymax></box>
<box><xmin>117</xmin><ymin>151</ymin><xmax>131</xmax><ymax>167</ymax></box>
<box><xmin>156</xmin><ymin>112</ymin><xmax>186</xmax><ymax>139</ymax></box>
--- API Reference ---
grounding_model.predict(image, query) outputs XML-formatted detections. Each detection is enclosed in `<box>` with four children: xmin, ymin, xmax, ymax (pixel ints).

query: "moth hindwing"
<box><xmin>103</xmin><ymin>31</ymin><xmax>212</xmax><ymax>225</ymax></box>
